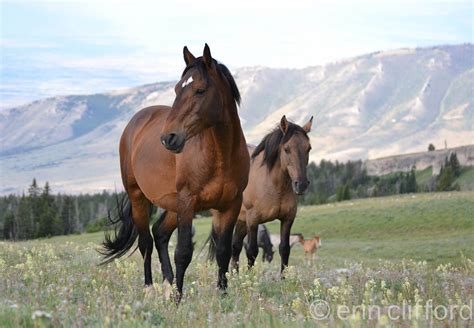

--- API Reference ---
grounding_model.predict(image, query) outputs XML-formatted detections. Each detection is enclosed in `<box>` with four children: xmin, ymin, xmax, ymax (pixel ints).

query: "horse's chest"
<box><xmin>259</xmin><ymin>195</ymin><xmax>296</xmax><ymax>221</ymax></box>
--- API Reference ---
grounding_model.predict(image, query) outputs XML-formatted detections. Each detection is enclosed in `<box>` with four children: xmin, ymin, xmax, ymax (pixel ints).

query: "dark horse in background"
<box><xmin>243</xmin><ymin>224</ymin><xmax>274</xmax><ymax>262</ymax></box>
<box><xmin>100</xmin><ymin>44</ymin><xmax>249</xmax><ymax>301</ymax></box>
<box><xmin>231</xmin><ymin>116</ymin><xmax>313</xmax><ymax>274</ymax></box>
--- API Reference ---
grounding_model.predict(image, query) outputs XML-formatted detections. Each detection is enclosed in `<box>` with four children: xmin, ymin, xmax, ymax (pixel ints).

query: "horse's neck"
<box><xmin>201</xmin><ymin>105</ymin><xmax>245</xmax><ymax>173</ymax></box>
<box><xmin>206</xmin><ymin>103</ymin><xmax>244</xmax><ymax>166</ymax></box>
<box><xmin>268</xmin><ymin>158</ymin><xmax>292</xmax><ymax>194</ymax></box>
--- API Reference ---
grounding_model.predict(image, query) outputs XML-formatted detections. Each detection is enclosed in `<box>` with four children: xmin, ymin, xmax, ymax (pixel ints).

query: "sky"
<box><xmin>0</xmin><ymin>0</ymin><xmax>472</xmax><ymax>109</ymax></box>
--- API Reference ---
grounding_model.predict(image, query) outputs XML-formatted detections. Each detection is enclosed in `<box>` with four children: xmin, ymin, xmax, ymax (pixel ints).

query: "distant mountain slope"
<box><xmin>364</xmin><ymin>145</ymin><xmax>474</xmax><ymax>176</ymax></box>
<box><xmin>1</xmin><ymin>44</ymin><xmax>472</xmax><ymax>194</ymax></box>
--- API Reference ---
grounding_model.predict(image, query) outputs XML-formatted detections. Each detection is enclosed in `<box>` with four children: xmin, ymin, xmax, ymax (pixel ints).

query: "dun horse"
<box><xmin>100</xmin><ymin>44</ymin><xmax>249</xmax><ymax>300</ymax></box>
<box><xmin>231</xmin><ymin>116</ymin><xmax>313</xmax><ymax>274</ymax></box>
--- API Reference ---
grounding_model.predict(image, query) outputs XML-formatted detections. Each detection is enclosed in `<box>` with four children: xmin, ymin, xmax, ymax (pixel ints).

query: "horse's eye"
<box><xmin>284</xmin><ymin>147</ymin><xmax>290</xmax><ymax>154</ymax></box>
<box><xmin>196</xmin><ymin>88</ymin><xmax>205</xmax><ymax>95</ymax></box>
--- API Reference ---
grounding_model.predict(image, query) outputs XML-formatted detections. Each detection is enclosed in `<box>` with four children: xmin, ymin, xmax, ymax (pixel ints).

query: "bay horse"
<box><xmin>243</xmin><ymin>224</ymin><xmax>274</xmax><ymax>262</ymax></box>
<box><xmin>100</xmin><ymin>44</ymin><xmax>249</xmax><ymax>300</ymax></box>
<box><xmin>231</xmin><ymin>115</ymin><xmax>313</xmax><ymax>274</ymax></box>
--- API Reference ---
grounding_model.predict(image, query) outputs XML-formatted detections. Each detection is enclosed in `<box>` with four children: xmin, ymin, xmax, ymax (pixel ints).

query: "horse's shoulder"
<box><xmin>125</xmin><ymin>105</ymin><xmax>170</xmax><ymax>132</ymax></box>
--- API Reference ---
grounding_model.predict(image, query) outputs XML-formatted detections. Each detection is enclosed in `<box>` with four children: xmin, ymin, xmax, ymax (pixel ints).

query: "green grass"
<box><xmin>1</xmin><ymin>192</ymin><xmax>473</xmax><ymax>327</ymax></box>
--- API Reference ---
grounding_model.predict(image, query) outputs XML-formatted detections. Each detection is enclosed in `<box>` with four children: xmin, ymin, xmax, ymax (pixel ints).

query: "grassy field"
<box><xmin>1</xmin><ymin>192</ymin><xmax>473</xmax><ymax>327</ymax></box>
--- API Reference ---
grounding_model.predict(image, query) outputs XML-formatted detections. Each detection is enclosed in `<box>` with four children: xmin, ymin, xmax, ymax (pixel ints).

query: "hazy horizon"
<box><xmin>1</xmin><ymin>0</ymin><xmax>472</xmax><ymax>109</ymax></box>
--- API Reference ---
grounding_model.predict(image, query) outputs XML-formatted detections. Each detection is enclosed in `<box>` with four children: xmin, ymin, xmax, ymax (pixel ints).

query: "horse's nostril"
<box><xmin>161</xmin><ymin>133</ymin><xmax>177</xmax><ymax>147</ymax></box>
<box><xmin>168</xmin><ymin>133</ymin><xmax>177</xmax><ymax>145</ymax></box>
<box><xmin>160</xmin><ymin>133</ymin><xmax>185</xmax><ymax>153</ymax></box>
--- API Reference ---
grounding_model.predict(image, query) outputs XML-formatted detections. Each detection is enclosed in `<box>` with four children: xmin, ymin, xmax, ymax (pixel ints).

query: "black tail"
<box><xmin>202</xmin><ymin>227</ymin><xmax>218</xmax><ymax>262</ymax></box>
<box><xmin>99</xmin><ymin>194</ymin><xmax>138</xmax><ymax>264</ymax></box>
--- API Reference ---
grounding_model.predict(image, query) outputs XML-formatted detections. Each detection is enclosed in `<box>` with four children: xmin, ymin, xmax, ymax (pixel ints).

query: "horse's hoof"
<box><xmin>172</xmin><ymin>291</ymin><xmax>182</xmax><ymax>305</ymax></box>
<box><xmin>143</xmin><ymin>285</ymin><xmax>155</xmax><ymax>298</ymax></box>
<box><xmin>162</xmin><ymin>281</ymin><xmax>173</xmax><ymax>301</ymax></box>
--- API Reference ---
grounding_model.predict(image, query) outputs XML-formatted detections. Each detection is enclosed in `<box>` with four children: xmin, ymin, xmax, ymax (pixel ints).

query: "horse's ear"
<box><xmin>183</xmin><ymin>46</ymin><xmax>195</xmax><ymax>66</ymax></box>
<box><xmin>280</xmin><ymin>115</ymin><xmax>289</xmax><ymax>134</ymax></box>
<box><xmin>203</xmin><ymin>43</ymin><xmax>213</xmax><ymax>67</ymax></box>
<box><xmin>303</xmin><ymin>116</ymin><xmax>313</xmax><ymax>133</ymax></box>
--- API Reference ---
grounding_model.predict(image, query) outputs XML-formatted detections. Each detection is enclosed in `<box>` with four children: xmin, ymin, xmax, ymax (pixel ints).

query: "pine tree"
<box><xmin>449</xmin><ymin>152</ymin><xmax>461</xmax><ymax>177</ymax></box>
<box><xmin>336</xmin><ymin>184</ymin><xmax>344</xmax><ymax>201</ymax></box>
<box><xmin>16</xmin><ymin>194</ymin><xmax>34</xmax><ymax>239</ymax></box>
<box><xmin>342</xmin><ymin>184</ymin><xmax>351</xmax><ymax>200</ymax></box>
<box><xmin>60</xmin><ymin>196</ymin><xmax>75</xmax><ymax>235</ymax></box>
<box><xmin>436</xmin><ymin>166</ymin><xmax>455</xmax><ymax>191</ymax></box>
<box><xmin>406</xmin><ymin>167</ymin><xmax>417</xmax><ymax>193</ymax></box>
<box><xmin>37</xmin><ymin>182</ymin><xmax>59</xmax><ymax>237</ymax></box>
<box><xmin>28</xmin><ymin>178</ymin><xmax>42</xmax><ymax>237</ymax></box>
<box><xmin>3</xmin><ymin>212</ymin><xmax>15</xmax><ymax>239</ymax></box>
<box><xmin>399</xmin><ymin>173</ymin><xmax>407</xmax><ymax>194</ymax></box>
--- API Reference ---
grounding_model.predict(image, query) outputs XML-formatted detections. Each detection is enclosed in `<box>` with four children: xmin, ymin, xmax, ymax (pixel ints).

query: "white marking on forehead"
<box><xmin>182</xmin><ymin>76</ymin><xmax>193</xmax><ymax>88</ymax></box>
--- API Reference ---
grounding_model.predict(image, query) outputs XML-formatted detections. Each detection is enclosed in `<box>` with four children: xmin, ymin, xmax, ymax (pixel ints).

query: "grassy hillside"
<box><xmin>455</xmin><ymin>166</ymin><xmax>474</xmax><ymax>190</ymax></box>
<box><xmin>415</xmin><ymin>166</ymin><xmax>433</xmax><ymax>186</ymax></box>
<box><xmin>1</xmin><ymin>192</ymin><xmax>473</xmax><ymax>327</ymax></box>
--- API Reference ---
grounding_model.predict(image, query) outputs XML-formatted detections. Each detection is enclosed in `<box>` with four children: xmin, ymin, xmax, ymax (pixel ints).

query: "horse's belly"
<box><xmin>134</xmin><ymin>161</ymin><xmax>178</xmax><ymax>211</ymax></box>
<box><xmin>249</xmin><ymin>191</ymin><xmax>295</xmax><ymax>221</ymax></box>
<box><xmin>259</xmin><ymin>206</ymin><xmax>283</xmax><ymax>222</ymax></box>
<box><xmin>197</xmin><ymin>179</ymin><xmax>240</xmax><ymax>211</ymax></box>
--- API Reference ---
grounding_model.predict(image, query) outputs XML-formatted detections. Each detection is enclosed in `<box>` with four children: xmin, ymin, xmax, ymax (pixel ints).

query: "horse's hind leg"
<box><xmin>129</xmin><ymin>189</ymin><xmax>153</xmax><ymax>286</ymax></box>
<box><xmin>152</xmin><ymin>210</ymin><xmax>177</xmax><ymax>284</ymax></box>
<box><xmin>231</xmin><ymin>218</ymin><xmax>247</xmax><ymax>272</ymax></box>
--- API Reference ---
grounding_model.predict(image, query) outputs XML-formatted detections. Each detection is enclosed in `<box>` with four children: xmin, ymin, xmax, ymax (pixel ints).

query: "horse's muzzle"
<box><xmin>160</xmin><ymin>133</ymin><xmax>186</xmax><ymax>153</ymax></box>
<box><xmin>293</xmin><ymin>179</ymin><xmax>309</xmax><ymax>195</ymax></box>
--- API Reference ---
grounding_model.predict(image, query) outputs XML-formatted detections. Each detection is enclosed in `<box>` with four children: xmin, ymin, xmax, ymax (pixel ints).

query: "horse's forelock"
<box><xmin>180</xmin><ymin>58</ymin><xmax>240</xmax><ymax>105</ymax></box>
<box><xmin>252</xmin><ymin>122</ymin><xmax>309</xmax><ymax>171</ymax></box>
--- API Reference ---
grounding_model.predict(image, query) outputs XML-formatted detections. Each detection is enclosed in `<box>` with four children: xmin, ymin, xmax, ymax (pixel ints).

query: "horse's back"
<box><xmin>120</xmin><ymin>105</ymin><xmax>170</xmax><ymax>156</ymax></box>
<box><xmin>122</xmin><ymin>105</ymin><xmax>170</xmax><ymax>139</ymax></box>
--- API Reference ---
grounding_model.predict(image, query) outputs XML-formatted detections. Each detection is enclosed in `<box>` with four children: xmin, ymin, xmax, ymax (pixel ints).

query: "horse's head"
<box><xmin>314</xmin><ymin>235</ymin><xmax>321</xmax><ymax>247</ymax></box>
<box><xmin>160</xmin><ymin>44</ymin><xmax>240</xmax><ymax>153</ymax></box>
<box><xmin>278</xmin><ymin>115</ymin><xmax>313</xmax><ymax>195</ymax></box>
<box><xmin>264</xmin><ymin>249</ymin><xmax>274</xmax><ymax>263</ymax></box>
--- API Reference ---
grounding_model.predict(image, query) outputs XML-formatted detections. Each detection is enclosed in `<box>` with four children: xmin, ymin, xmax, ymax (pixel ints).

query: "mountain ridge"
<box><xmin>1</xmin><ymin>44</ymin><xmax>472</xmax><ymax>194</ymax></box>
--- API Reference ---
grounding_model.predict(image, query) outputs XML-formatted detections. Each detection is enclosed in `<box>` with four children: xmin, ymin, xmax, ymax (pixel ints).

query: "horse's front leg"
<box><xmin>279</xmin><ymin>214</ymin><xmax>296</xmax><ymax>277</ymax></box>
<box><xmin>212</xmin><ymin>196</ymin><xmax>242</xmax><ymax>290</ymax></box>
<box><xmin>174</xmin><ymin>193</ymin><xmax>195</xmax><ymax>301</ymax></box>
<box><xmin>245</xmin><ymin>216</ymin><xmax>259</xmax><ymax>269</ymax></box>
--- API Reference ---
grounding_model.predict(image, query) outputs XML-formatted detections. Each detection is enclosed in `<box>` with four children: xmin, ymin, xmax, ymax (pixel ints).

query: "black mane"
<box><xmin>252</xmin><ymin>122</ymin><xmax>308</xmax><ymax>171</ymax></box>
<box><xmin>182</xmin><ymin>57</ymin><xmax>241</xmax><ymax>105</ymax></box>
